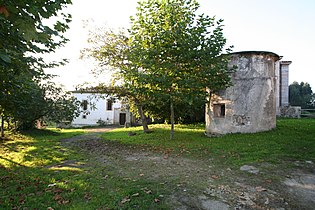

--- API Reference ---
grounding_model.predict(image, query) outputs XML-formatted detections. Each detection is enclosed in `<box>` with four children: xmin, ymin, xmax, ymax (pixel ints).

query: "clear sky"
<box><xmin>46</xmin><ymin>0</ymin><xmax>315</xmax><ymax>91</ymax></box>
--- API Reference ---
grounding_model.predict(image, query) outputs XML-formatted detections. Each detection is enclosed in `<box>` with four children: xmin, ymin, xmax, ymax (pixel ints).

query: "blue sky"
<box><xmin>46</xmin><ymin>0</ymin><xmax>315</xmax><ymax>90</ymax></box>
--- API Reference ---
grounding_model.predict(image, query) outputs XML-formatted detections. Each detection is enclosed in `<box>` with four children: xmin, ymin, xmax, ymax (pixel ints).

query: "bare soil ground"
<box><xmin>61</xmin><ymin>129</ymin><xmax>315</xmax><ymax>210</ymax></box>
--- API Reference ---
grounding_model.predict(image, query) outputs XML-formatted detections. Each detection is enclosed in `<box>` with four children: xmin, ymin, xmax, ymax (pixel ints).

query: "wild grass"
<box><xmin>102</xmin><ymin>118</ymin><xmax>315</xmax><ymax>166</ymax></box>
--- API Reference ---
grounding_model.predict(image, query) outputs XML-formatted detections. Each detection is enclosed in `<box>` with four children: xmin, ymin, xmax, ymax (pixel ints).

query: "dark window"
<box><xmin>82</xmin><ymin>100</ymin><xmax>88</xmax><ymax>111</ymax></box>
<box><xmin>82</xmin><ymin>115</ymin><xmax>87</xmax><ymax>119</ymax></box>
<box><xmin>107</xmin><ymin>100</ymin><xmax>113</xmax><ymax>111</ymax></box>
<box><xmin>213</xmin><ymin>104</ymin><xmax>225</xmax><ymax>117</ymax></box>
<box><xmin>119</xmin><ymin>113</ymin><xmax>126</xmax><ymax>125</ymax></box>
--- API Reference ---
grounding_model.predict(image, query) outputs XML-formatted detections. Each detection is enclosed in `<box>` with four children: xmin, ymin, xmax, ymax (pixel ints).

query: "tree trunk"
<box><xmin>135</xmin><ymin>99</ymin><xmax>149</xmax><ymax>133</ymax></box>
<box><xmin>6</xmin><ymin>118</ymin><xmax>11</xmax><ymax>130</ymax></box>
<box><xmin>170</xmin><ymin>100</ymin><xmax>175</xmax><ymax>140</ymax></box>
<box><xmin>1</xmin><ymin>115</ymin><xmax>4</xmax><ymax>138</ymax></box>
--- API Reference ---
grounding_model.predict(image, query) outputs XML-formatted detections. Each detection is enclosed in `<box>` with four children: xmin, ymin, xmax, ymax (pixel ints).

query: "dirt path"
<box><xmin>61</xmin><ymin>129</ymin><xmax>315</xmax><ymax>210</ymax></box>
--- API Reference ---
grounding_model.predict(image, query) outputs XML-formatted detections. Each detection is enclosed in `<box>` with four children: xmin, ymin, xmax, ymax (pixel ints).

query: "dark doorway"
<box><xmin>119</xmin><ymin>113</ymin><xmax>126</xmax><ymax>125</ymax></box>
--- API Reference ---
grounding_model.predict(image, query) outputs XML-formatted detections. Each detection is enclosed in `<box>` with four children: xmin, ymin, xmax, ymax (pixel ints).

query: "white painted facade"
<box><xmin>71</xmin><ymin>92</ymin><xmax>131</xmax><ymax>127</ymax></box>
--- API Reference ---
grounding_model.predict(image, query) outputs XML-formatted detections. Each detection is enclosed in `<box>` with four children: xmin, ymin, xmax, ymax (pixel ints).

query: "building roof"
<box><xmin>280</xmin><ymin>61</ymin><xmax>292</xmax><ymax>65</ymax></box>
<box><xmin>230</xmin><ymin>51</ymin><xmax>281</xmax><ymax>61</ymax></box>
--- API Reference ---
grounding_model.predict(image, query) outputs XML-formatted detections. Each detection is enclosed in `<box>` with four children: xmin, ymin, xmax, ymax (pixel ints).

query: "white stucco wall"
<box><xmin>71</xmin><ymin>92</ymin><xmax>130</xmax><ymax>127</ymax></box>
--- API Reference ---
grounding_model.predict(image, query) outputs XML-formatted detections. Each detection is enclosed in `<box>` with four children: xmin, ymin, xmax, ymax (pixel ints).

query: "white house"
<box><xmin>71</xmin><ymin>91</ymin><xmax>132</xmax><ymax>127</ymax></box>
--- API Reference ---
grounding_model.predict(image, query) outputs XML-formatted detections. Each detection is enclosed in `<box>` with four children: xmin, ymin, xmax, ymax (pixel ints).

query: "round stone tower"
<box><xmin>205</xmin><ymin>51</ymin><xmax>280</xmax><ymax>135</ymax></box>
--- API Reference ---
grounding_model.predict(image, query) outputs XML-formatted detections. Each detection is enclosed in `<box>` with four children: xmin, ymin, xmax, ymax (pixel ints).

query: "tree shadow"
<box><xmin>0</xmin><ymin>130</ymin><xmax>91</xmax><ymax>209</ymax></box>
<box><xmin>21</xmin><ymin>128</ymin><xmax>61</xmax><ymax>137</ymax></box>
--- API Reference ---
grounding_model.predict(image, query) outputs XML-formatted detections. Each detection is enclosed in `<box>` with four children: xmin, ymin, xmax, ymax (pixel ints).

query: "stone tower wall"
<box><xmin>205</xmin><ymin>51</ymin><xmax>280</xmax><ymax>135</ymax></box>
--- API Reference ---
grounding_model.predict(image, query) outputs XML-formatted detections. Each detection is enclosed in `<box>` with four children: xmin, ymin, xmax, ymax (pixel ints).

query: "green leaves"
<box><xmin>0</xmin><ymin>53</ymin><xmax>11</xmax><ymax>63</ymax></box>
<box><xmin>0</xmin><ymin>0</ymin><xmax>74</xmax><ymax>130</ymax></box>
<box><xmin>128</xmin><ymin>0</ymin><xmax>233</xmax><ymax>136</ymax></box>
<box><xmin>15</xmin><ymin>19</ymin><xmax>38</xmax><ymax>41</ymax></box>
<box><xmin>289</xmin><ymin>81</ymin><xmax>314</xmax><ymax>108</ymax></box>
<box><xmin>82</xmin><ymin>0</ymin><xmax>233</xmax><ymax>136</ymax></box>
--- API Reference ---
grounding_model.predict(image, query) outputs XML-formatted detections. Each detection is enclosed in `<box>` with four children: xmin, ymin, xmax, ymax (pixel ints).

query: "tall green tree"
<box><xmin>129</xmin><ymin>0</ymin><xmax>233</xmax><ymax>139</ymax></box>
<box><xmin>289</xmin><ymin>81</ymin><xmax>314</xmax><ymax>108</ymax></box>
<box><xmin>0</xmin><ymin>1</ymin><xmax>75</xmax><ymax>136</ymax></box>
<box><xmin>81</xmin><ymin>25</ymin><xmax>205</xmax><ymax>131</ymax></box>
<box><xmin>81</xmin><ymin>27</ymin><xmax>151</xmax><ymax>132</ymax></box>
<box><xmin>0</xmin><ymin>1</ymin><xmax>71</xmax><ymax>77</ymax></box>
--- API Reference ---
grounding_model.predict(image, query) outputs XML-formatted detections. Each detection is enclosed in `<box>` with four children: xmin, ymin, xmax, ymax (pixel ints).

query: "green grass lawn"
<box><xmin>0</xmin><ymin>129</ymin><xmax>168</xmax><ymax>209</ymax></box>
<box><xmin>0</xmin><ymin>129</ymin><xmax>84</xmax><ymax>209</ymax></box>
<box><xmin>102</xmin><ymin>118</ymin><xmax>315</xmax><ymax>166</ymax></box>
<box><xmin>0</xmin><ymin>119</ymin><xmax>314</xmax><ymax>209</ymax></box>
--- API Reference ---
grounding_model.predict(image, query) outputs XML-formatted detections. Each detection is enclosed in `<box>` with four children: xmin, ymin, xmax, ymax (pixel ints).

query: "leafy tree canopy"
<box><xmin>289</xmin><ymin>81</ymin><xmax>314</xmax><ymax>108</ymax></box>
<box><xmin>0</xmin><ymin>0</ymin><xmax>79</xmax><ymax>135</ymax></box>
<box><xmin>81</xmin><ymin>0</ymin><xmax>234</xmax><ymax>138</ymax></box>
<box><xmin>129</xmin><ymin>0</ymin><xmax>234</xmax><ymax>138</ymax></box>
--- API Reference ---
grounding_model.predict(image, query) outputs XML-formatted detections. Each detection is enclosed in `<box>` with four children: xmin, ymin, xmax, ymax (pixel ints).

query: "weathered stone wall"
<box><xmin>280</xmin><ymin>106</ymin><xmax>301</xmax><ymax>118</ymax></box>
<box><xmin>206</xmin><ymin>51</ymin><xmax>280</xmax><ymax>135</ymax></box>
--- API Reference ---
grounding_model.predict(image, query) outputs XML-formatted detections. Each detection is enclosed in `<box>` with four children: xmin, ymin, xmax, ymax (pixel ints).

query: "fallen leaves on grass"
<box><xmin>84</xmin><ymin>192</ymin><xmax>92</xmax><ymax>201</ymax></box>
<box><xmin>121</xmin><ymin>196</ymin><xmax>130</xmax><ymax>204</ymax></box>
<box><xmin>255</xmin><ymin>186</ymin><xmax>267</xmax><ymax>192</ymax></box>
<box><xmin>16</xmin><ymin>186</ymin><xmax>23</xmax><ymax>191</ymax></box>
<box><xmin>211</xmin><ymin>175</ymin><xmax>220</xmax><ymax>179</ymax></box>
<box><xmin>142</xmin><ymin>187</ymin><xmax>152</xmax><ymax>194</ymax></box>
<box><xmin>53</xmin><ymin>187</ymin><xmax>64</xmax><ymax>194</ymax></box>
<box><xmin>18</xmin><ymin>196</ymin><xmax>25</xmax><ymax>204</ymax></box>
<box><xmin>59</xmin><ymin>199</ymin><xmax>70</xmax><ymax>205</ymax></box>
<box><xmin>131</xmin><ymin>193</ymin><xmax>140</xmax><ymax>197</ymax></box>
<box><xmin>47</xmin><ymin>185</ymin><xmax>71</xmax><ymax>205</ymax></box>
<box><xmin>53</xmin><ymin>194</ymin><xmax>63</xmax><ymax>201</ymax></box>
<box><xmin>53</xmin><ymin>194</ymin><xmax>70</xmax><ymax>205</ymax></box>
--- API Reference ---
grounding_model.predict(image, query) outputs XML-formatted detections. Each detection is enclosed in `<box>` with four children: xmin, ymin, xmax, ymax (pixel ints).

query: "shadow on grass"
<box><xmin>21</xmin><ymin>128</ymin><xmax>62</xmax><ymax>137</ymax></box>
<box><xmin>0</xmin><ymin>130</ymin><xmax>80</xmax><ymax>208</ymax></box>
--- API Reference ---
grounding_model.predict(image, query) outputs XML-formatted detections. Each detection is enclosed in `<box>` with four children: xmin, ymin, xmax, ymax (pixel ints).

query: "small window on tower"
<box><xmin>107</xmin><ymin>100</ymin><xmax>113</xmax><ymax>111</ymax></box>
<box><xmin>213</xmin><ymin>104</ymin><xmax>225</xmax><ymax>117</ymax></box>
